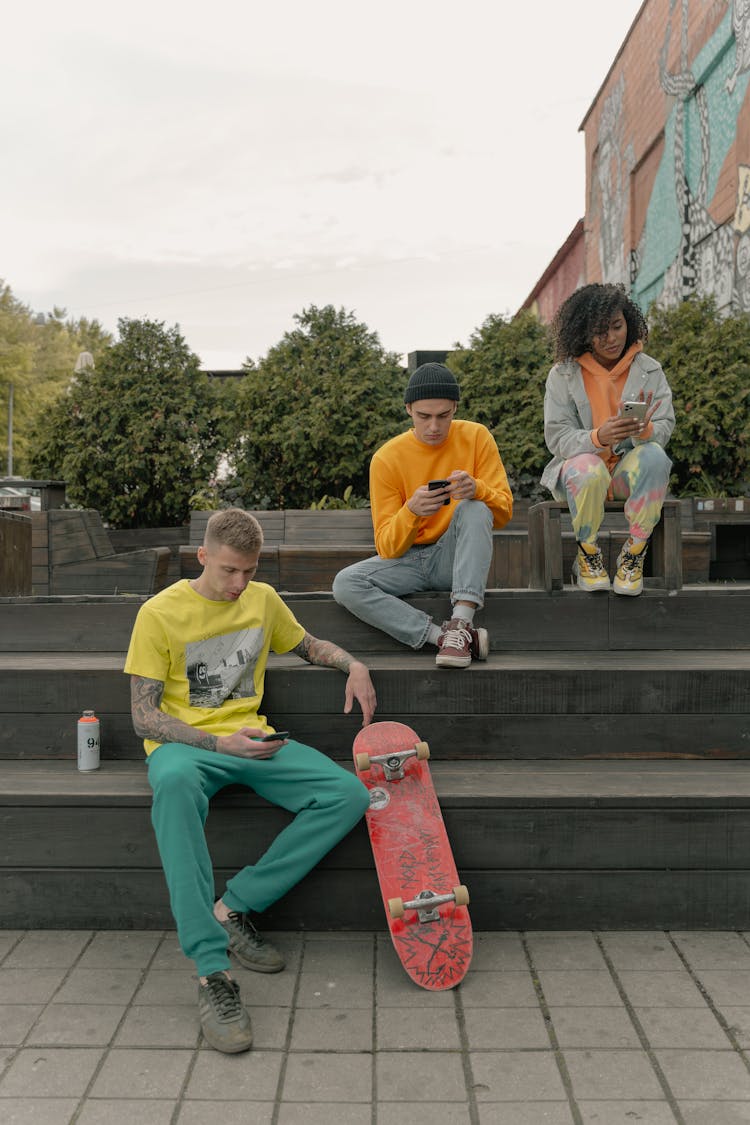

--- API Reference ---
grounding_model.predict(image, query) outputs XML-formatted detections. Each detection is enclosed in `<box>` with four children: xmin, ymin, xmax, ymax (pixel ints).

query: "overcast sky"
<box><xmin>4</xmin><ymin>0</ymin><xmax>643</xmax><ymax>369</ymax></box>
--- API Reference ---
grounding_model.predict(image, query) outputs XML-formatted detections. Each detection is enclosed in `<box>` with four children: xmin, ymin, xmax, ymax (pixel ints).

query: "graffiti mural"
<box><xmin>595</xmin><ymin>0</ymin><xmax>750</xmax><ymax>313</ymax></box>
<box><xmin>591</xmin><ymin>75</ymin><xmax>635</xmax><ymax>286</ymax></box>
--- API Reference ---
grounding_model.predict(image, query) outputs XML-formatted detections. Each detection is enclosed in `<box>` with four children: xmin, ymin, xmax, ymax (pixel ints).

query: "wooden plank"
<box><xmin>189</xmin><ymin>510</ymin><xmax>286</xmax><ymax>546</ymax></box>
<box><xmin>7</xmin><ymin>800</ymin><xmax>750</xmax><ymax>872</ymax></box>
<box><xmin>5</xmin><ymin>757</ymin><xmax>750</xmax><ymax>806</ymax></box>
<box><xmin>2</xmin><ymin>709</ymin><xmax>749</xmax><ymax>763</ymax></box>
<box><xmin>610</xmin><ymin>589</ymin><xmax>750</xmax><ymax>649</ymax></box>
<box><xmin>0</xmin><ymin>511</ymin><xmax>31</xmax><ymax>597</ymax></box>
<box><xmin>3</xmin><ymin>866</ymin><xmax>750</xmax><ymax>930</ymax></box>
<box><xmin>0</xmin><ymin>598</ymin><xmax>145</xmax><ymax>652</ymax></box>
<box><xmin>47</xmin><ymin>510</ymin><xmax>107</xmax><ymax>564</ymax></box>
<box><xmin>283</xmin><ymin>509</ymin><xmax>374</xmax><ymax>545</ymax></box>
<box><xmin>2</xmin><ymin>650</ymin><xmax>750</xmax><ymax>717</ymax></box>
<box><xmin>277</xmin><ymin>545</ymin><xmax>374</xmax><ymax>591</ymax></box>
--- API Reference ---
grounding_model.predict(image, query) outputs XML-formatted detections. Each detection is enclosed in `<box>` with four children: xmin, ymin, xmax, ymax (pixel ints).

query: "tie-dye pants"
<box><xmin>555</xmin><ymin>442</ymin><xmax>671</xmax><ymax>545</ymax></box>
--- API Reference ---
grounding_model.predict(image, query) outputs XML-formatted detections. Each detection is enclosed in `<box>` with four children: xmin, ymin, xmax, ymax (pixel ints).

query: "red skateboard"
<box><xmin>353</xmin><ymin>720</ymin><xmax>473</xmax><ymax>990</ymax></box>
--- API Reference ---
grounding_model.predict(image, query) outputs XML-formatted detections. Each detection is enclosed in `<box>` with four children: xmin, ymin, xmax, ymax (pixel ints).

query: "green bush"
<box><xmin>228</xmin><ymin>305</ymin><xmax>406</xmax><ymax>509</ymax></box>
<box><xmin>28</xmin><ymin>318</ymin><xmax>227</xmax><ymax>528</ymax></box>
<box><xmin>647</xmin><ymin>297</ymin><xmax>750</xmax><ymax>496</ymax></box>
<box><xmin>447</xmin><ymin>310</ymin><xmax>553</xmax><ymax>498</ymax></box>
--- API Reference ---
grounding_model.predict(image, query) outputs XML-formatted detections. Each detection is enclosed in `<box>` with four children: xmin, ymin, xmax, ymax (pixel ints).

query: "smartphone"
<box><xmin>428</xmin><ymin>479</ymin><xmax>451</xmax><ymax>506</ymax></box>
<box><xmin>619</xmin><ymin>401</ymin><xmax>648</xmax><ymax>422</ymax></box>
<box><xmin>258</xmin><ymin>731</ymin><xmax>289</xmax><ymax>742</ymax></box>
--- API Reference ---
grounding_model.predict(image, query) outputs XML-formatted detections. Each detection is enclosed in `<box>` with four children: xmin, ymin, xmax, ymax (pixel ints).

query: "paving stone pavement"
<box><xmin>3</xmin><ymin>928</ymin><xmax>750</xmax><ymax>1123</ymax></box>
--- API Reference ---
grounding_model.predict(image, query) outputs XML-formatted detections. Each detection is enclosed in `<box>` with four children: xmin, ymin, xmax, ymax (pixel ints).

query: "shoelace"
<box><xmin>203</xmin><ymin>973</ymin><xmax>242</xmax><ymax>1020</ymax></box>
<box><xmin>619</xmin><ymin>548</ymin><xmax>645</xmax><ymax>576</ymax></box>
<box><xmin>580</xmin><ymin>549</ymin><xmax>607</xmax><ymax>576</ymax></box>
<box><xmin>440</xmin><ymin>624</ymin><xmax>472</xmax><ymax>650</ymax></box>
<box><xmin>227</xmin><ymin>911</ymin><xmax>262</xmax><ymax>946</ymax></box>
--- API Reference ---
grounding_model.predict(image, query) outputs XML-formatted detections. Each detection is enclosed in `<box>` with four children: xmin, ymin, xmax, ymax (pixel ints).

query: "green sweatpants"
<box><xmin>147</xmin><ymin>740</ymin><xmax>369</xmax><ymax>977</ymax></box>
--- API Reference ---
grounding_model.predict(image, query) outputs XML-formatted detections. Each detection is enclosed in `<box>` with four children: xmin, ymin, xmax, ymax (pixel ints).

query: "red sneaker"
<box><xmin>436</xmin><ymin>618</ymin><xmax>473</xmax><ymax>668</ymax></box>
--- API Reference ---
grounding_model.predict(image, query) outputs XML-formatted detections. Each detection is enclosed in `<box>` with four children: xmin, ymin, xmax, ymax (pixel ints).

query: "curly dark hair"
<box><xmin>551</xmin><ymin>283</ymin><xmax>648</xmax><ymax>362</ymax></box>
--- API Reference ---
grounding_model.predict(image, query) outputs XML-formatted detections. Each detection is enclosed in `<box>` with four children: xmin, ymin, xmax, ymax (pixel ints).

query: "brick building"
<box><xmin>521</xmin><ymin>0</ymin><xmax>750</xmax><ymax>319</ymax></box>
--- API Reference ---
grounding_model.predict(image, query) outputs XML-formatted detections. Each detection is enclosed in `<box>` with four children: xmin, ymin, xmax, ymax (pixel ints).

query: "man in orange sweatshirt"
<box><xmin>333</xmin><ymin>363</ymin><xmax>513</xmax><ymax>668</ymax></box>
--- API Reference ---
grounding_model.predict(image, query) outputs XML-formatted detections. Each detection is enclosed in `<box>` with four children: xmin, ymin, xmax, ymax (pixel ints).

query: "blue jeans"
<box><xmin>332</xmin><ymin>500</ymin><xmax>493</xmax><ymax>649</ymax></box>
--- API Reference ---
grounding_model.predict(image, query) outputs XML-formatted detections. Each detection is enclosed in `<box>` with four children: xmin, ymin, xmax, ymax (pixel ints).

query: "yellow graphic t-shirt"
<box><xmin>124</xmin><ymin>579</ymin><xmax>305</xmax><ymax>755</ymax></box>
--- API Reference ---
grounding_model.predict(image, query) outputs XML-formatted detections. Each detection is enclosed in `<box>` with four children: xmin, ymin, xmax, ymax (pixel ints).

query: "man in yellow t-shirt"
<box><xmin>125</xmin><ymin>508</ymin><xmax>376</xmax><ymax>1054</ymax></box>
<box><xmin>333</xmin><ymin>362</ymin><xmax>513</xmax><ymax>668</ymax></box>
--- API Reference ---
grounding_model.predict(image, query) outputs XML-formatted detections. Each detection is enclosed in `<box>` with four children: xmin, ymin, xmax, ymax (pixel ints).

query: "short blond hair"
<box><xmin>204</xmin><ymin>509</ymin><xmax>264</xmax><ymax>554</ymax></box>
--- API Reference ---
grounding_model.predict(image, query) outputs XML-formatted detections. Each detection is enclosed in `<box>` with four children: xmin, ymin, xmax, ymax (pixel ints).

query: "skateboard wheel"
<box><xmin>388</xmin><ymin>897</ymin><xmax>405</xmax><ymax>920</ymax></box>
<box><xmin>453</xmin><ymin>885</ymin><xmax>470</xmax><ymax>907</ymax></box>
<box><xmin>355</xmin><ymin>752</ymin><xmax>371</xmax><ymax>772</ymax></box>
<box><xmin>415</xmin><ymin>741</ymin><xmax>430</xmax><ymax>761</ymax></box>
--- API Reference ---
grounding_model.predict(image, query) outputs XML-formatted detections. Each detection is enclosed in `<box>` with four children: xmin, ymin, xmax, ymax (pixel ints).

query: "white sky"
<box><xmin>3</xmin><ymin>0</ymin><xmax>643</xmax><ymax>369</ymax></box>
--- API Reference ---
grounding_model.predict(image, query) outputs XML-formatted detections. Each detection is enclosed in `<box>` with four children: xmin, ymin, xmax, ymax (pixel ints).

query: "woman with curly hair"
<box><xmin>541</xmin><ymin>283</ymin><xmax>675</xmax><ymax>595</ymax></box>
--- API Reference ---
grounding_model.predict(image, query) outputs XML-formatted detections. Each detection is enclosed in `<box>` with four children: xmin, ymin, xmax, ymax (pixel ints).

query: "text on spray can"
<box><xmin>77</xmin><ymin>710</ymin><xmax>100</xmax><ymax>771</ymax></box>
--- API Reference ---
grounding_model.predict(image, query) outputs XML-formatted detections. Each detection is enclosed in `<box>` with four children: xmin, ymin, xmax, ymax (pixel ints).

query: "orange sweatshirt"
<box><xmin>369</xmin><ymin>418</ymin><xmax>513</xmax><ymax>559</ymax></box>
<box><xmin>579</xmin><ymin>342</ymin><xmax>653</xmax><ymax>472</ymax></box>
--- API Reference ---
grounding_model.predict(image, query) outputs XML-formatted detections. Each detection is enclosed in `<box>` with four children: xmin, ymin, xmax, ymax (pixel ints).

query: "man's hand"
<box><xmin>406</xmin><ymin>483</ymin><xmax>451</xmax><ymax>517</ymax></box>
<box><xmin>344</xmin><ymin>661</ymin><xmax>377</xmax><ymax>726</ymax></box>
<box><xmin>447</xmin><ymin>470</ymin><xmax>477</xmax><ymax>501</ymax></box>
<box><xmin>216</xmin><ymin>727</ymin><xmax>288</xmax><ymax>760</ymax></box>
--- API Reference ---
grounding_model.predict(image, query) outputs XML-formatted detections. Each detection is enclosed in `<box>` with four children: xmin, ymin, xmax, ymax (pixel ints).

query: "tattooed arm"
<box><xmin>129</xmin><ymin>675</ymin><xmax>282</xmax><ymax>759</ymax></box>
<box><xmin>291</xmin><ymin>632</ymin><xmax>377</xmax><ymax>726</ymax></box>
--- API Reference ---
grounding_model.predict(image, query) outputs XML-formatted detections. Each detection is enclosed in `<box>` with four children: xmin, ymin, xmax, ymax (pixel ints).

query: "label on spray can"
<box><xmin>77</xmin><ymin>710</ymin><xmax>100</xmax><ymax>771</ymax></box>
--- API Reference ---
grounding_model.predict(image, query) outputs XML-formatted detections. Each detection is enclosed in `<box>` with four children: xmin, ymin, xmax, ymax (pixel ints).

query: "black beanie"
<box><xmin>404</xmin><ymin>362</ymin><xmax>460</xmax><ymax>404</ymax></box>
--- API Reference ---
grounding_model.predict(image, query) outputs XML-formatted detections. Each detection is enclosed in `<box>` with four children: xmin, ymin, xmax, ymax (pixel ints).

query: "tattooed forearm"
<box><xmin>130</xmin><ymin>675</ymin><xmax>218</xmax><ymax>751</ymax></box>
<box><xmin>292</xmin><ymin>632</ymin><xmax>356</xmax><ymax>673</ymax></box>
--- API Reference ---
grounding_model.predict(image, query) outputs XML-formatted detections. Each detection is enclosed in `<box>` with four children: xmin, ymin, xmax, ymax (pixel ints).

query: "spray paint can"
<box><xmin>77</xmin><ymin>710</ymin><xmax>100</xmax><ymax>771</ymax></box>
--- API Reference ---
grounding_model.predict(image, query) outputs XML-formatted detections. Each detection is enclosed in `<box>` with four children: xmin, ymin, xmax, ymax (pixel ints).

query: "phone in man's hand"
<box><xmin>428</xmin><ymin>479</ymin><xmax>451</xmax><ymax>505</ymax></box>
<box><xmin>257</xmin><ymin>731</ymin><xmax>289</xmax><ymax>742</ymax></box>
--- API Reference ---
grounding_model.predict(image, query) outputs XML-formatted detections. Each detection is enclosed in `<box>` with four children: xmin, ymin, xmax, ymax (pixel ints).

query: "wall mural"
<box><xmin>593</xmin><ymin>0</ymin><xmax>750</xmax><ymax>313</ymax></box>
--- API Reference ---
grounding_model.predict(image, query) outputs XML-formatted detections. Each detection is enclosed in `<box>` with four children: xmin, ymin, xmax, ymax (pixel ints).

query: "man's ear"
<box><xmin>197</xmin><ymin>545</ymin><xmax>207</xmax><ymax>567</ymax></box>
<box><xmin>405</xmin><ymin>403</ymin><xmax>413</xmax><ymax>419</ymax></box>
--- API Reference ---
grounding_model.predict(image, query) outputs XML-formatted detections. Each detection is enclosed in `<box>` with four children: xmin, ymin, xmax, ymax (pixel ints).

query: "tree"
<box><xmin>0</xmin><ymin>282</ymin><xmax>36</xmax><ymax>474</ymax></box>
<box><xmin>228</xmin><ymin>305</ymin><xmax>406</xmax><ymax>508</ymax></box>
<box><xmin>28</xmin><ymin>318</ymin><xmax>226</xmax><ymax>527</ymax></box>
<box><xmin>447</xmin><ymin>310</ymin><xmax>553</xmax><ymax>498</ymax></box>
<box><xmin>647</xmin><ymin>297</ymin><xmax>750</xmax><ymax>495</ymax></box>
<box><xmin>0</xmin><ymin>279</ymin><xmax>113</xmax><ymax>475</ymax></box>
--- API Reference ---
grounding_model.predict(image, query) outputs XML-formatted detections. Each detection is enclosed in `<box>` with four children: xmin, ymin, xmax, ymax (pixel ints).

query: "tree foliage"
<box><xmin>28</xmin><ymin>318</ymin><xmax>227</xmax><ymax>527</ymax></box>
<box><xmin>647</xmin><ymin>297</ymin><xmax>750</xmax><ymax>495</ymax></box>
<box><xmin>0</xmin><ymin>279</ymin><xmax>112</xmax><ymax>475</ymax></box>
<box><xmin>228</xmin><ymin>305</ymin><xmax>406</xmax><ymax>508</ymax></box>
<box><xmin>447</xmin><ymin>310</ymin><xmax>553</xmax><ymax>498</ymax></box>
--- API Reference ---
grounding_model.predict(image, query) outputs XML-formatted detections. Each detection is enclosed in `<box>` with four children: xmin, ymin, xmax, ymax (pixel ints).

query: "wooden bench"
<box><xmin>0</xmin><ymin>511</ymin><xmax>31</xmax><ymax>595</ymax></box>
<box><xmin>528</xmin><ymin>499</ymin><xmax>684</xmax><ymax>592</ymax></box>
<box><xmin>691</xmin><ymin>498</ymin><xmax>750</xmax><ymax>581</ymax></box>
<box><xmin>32</xmin><ymin>509</ymin><xmax>171</xmax><ymax>596</ymax></box>
<box><xmin>179</xmin><ymin>509</ymin><xmax>535</xmax><ymax>592</ymax></box>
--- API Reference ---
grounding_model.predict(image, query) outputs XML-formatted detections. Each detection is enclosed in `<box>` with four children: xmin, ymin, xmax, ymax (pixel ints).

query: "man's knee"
<box><xmin>332</xmin><ymin>563</ymin><xmax>364</xmax><ymax>607</ymax></box>
<box><xmin>453</xmin><ymin>498</ymin><xmax>493</xmax><ymax>530</ymax></box>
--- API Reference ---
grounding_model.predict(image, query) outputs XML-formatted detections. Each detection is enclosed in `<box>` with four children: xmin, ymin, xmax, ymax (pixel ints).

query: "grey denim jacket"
<box><xmin>540</xmin><ymin>351</ymin><xmax>675</xmax><ymax>494</ymax></box>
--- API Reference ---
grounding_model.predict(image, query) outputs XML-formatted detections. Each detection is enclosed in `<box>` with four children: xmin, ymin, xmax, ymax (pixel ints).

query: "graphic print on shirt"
<box><xmin>185</xmin><ymin>628</ymin><xmax>264</xmax><ymax>707</ymax></box>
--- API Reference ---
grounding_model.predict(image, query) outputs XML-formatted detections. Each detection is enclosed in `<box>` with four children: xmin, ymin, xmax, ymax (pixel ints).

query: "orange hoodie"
<box><xmin>578</xmin><ymin>342</ymin><xmax>653</xmax><ymax>472</ymax></box>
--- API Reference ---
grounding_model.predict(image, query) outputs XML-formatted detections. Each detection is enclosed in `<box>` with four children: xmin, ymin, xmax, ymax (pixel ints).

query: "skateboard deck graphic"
<box><xmin>353</xmin><ymin>720</ymin><xmax>472</xmax><ymax>990</ymax></box>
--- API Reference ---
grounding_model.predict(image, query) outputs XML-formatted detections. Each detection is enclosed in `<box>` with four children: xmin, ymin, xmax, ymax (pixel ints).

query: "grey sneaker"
<box><xmin>220</xmin><ymin>912</ymin><xmax>286</xmax><ymax>973</ymax></box>
<box><xmin>198</xmin><ymin>972</ymin><xmax>253</xmax><ymax>1053</ymax></box>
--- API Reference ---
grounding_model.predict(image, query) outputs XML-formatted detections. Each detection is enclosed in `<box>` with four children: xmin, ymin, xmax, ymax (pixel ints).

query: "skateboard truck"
<box><xmin>355</xmin><ymin>741</ymin><xmax>429</xmax><ymax>781</ymax></box>
<box><xmin>388</xmin><ymin>884</ymin><xmax>470</xmax><ymax>922</ymax></box>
